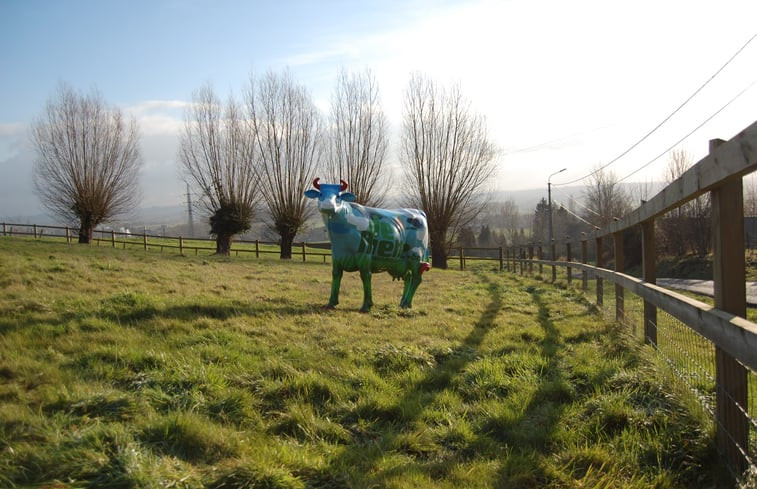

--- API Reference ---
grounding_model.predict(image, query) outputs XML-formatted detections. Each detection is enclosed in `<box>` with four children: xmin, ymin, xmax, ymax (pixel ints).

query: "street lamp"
<box><xmin>548</xmin><ymin>167</ymin><xmax>567</xmax><ymax>259</ymax></box>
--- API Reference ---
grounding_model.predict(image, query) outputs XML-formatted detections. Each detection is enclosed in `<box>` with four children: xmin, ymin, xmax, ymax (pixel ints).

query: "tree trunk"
<box><xmin>78</xmin><ymin>221</ymin><xmax>93</xmax><ymax>244</ymax></box>
<box><xmin>280</xmin><ymin>233</ymin><xmax>295</xmax><ymax>260</ymax></box>
<box><xmin>216</xmin><ymin>234</ymin><xmax>233</xmax><ymax>256</ymax></box>
<box><xmin>430</xmin><ymin>240</ymin><xmax>448</xmax><ymax>269</ymax></box>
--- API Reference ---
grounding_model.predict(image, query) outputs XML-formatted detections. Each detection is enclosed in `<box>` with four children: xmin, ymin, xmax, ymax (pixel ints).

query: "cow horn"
<box><xmin>339</xmin><ymin>179</ymin><xmax>349</xmax><ymax>191</ymax></box>
<box><xmin>313</xmin><ymin>178</ymin><xmax>321</xmax><ymax>190</ymax></box>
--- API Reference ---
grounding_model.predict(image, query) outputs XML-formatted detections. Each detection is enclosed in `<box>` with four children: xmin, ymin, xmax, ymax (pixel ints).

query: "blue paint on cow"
<box><xmin>304</xmin><ymin>178</ymin><xmax>430</xmax><ymax>312</ymax></box>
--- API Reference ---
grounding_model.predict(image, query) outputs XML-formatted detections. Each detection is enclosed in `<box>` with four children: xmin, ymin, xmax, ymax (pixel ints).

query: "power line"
<box><xmin>551</xmin><ymin>187</ymin><xmax>602</xmax><ymax>217</ymax></box>
<box><xmin>554</xmin><ymin>31</ymin><xmax>757</xmax><ymax>187</ymax></box>
<box><xmin>619</xmin><ymin>75</ymin><xmax>757</xmax><ymax>183</ymax></box>
<box><xmin>552</xmin><ymin>200</ymin><xmax>599</xmax><ymax>229</ymax></box>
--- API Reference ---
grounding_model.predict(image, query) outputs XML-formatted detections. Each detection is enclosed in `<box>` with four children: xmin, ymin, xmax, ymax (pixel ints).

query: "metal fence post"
<box><xmin>551</xmin><ymin>240</ymin><xmax>557</xmax><ymax>283</ymax></box>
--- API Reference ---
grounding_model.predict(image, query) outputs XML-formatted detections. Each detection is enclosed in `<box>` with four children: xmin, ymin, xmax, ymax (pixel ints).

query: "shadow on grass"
<box><xmin>0</xmin><ymin>297</ymin><xmax>318</xmax><ymax>334</ymax></box>
<box><xmin>491</xmin><ymin>285</ymin><xmax>571</xmax><ymax>485</ymax></box>
<box><xmin>321</xmin><ymin>271</ymin><xmax>505</xmax><ymax>484</ymax></box>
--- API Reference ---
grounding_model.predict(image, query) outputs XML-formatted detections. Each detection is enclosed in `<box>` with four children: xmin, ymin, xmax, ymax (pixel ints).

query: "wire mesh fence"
<box><xmin>586</xmin><ymin>284</ymin><xmax>757</xmax><ymax>481</ymax></box>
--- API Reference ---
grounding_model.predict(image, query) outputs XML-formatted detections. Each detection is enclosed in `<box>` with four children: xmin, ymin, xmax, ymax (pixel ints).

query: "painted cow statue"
<box><xmin>305</xmin><ymin>178</ymin><xmax>430</xmax><ymax>312</ymax></box>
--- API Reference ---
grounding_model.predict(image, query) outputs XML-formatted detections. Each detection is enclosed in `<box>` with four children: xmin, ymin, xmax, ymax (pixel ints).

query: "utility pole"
<box><xmin>185</xmin><ymin>182</ymin><xmax>194</xmax><ymax>238</ymax></box>
<box><xmin>548</xmin><ymin>168</ymin><xmax>567</xmax><ymax>259</ymax></box>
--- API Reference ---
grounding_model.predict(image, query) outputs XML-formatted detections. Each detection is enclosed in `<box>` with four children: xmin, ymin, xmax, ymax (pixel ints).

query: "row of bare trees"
<box><xmin>30</xmin><ymin>72</ymin><xmax>498</xmax><ymax>268</ymax></box>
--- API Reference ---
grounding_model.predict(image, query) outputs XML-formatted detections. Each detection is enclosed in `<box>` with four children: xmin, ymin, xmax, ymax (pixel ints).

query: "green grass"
<box><xmin>0</xmin><ymin>238</ymin><xmax>731</xmax><ymax>488</ymax></box>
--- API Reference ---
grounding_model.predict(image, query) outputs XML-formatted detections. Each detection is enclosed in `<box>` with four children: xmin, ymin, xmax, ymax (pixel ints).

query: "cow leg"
<box><xmin>400</xmin><ymin>272</ymin><xmax>412</xmax><ymax>307</ymax></box>
<box><xmin>327</xmin><ymin>266</ymin><xmax>343</xmax><ymax>309</ymax></box>
<box><xmin>359</xmin><ymin>267</ymin><xmax>373</xmax><ymax>313</ymax></box>
<box><xmin>400</xmin><ymin>267</ymin><xmax>424</xmax><ymax>308</ymax></box>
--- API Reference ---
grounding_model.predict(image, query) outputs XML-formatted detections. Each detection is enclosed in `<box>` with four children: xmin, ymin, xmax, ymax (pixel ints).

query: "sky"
<box><xmin>1</xmin><ymin>0</ymin><xmax>756</xmax><ymax>220</ymax></box>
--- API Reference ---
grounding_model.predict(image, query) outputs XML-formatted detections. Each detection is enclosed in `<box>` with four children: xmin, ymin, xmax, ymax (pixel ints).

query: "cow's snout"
<box><xmin>318</xmin><ymin>195</ymin><xmax>338</xmax><ymax>214</ymax></box>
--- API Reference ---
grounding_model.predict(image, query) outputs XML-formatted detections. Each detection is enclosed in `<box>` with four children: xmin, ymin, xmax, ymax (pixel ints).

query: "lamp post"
<box><xmin>548</xmin><ymin>168</ymin><xmax>567</xmax><ymax>259</ymax></box>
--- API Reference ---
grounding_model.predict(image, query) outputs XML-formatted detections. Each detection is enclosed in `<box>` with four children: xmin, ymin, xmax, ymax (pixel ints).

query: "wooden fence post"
<box><xmin>143</xmin><ymin>231</ymin><xmax>148</xmax><ymax>251</ymax></box>
<box><xmin>111</xmin><ymin>230</ymin><xmax>116</xmax><ymax>248</ymax></box>
<box><xmin>66</xmin><ymin>226</ymin><xmax>70</xmax><ymax>243</ymax></box>
<box><xmin>581</xmin><ymin>235</ymin><xmax>588</xmax><ymax>291</ymax></box>
<box><xmin>595</xmin><ymin>236</ymin><xmax>603</xmax><ymax>307</ymax></box>
<box><xmin>2</xmin><ymin>222</ymin><xmax>5</xmax><ymax>236</ymax></box>
<box><xmin>566</xmin><ymin>239</ymin><xmax>572</xmax><ymax>285</ymax></box>
<box><xmin>528</xmin><ymin>244</ymin><xmax>534</xmax><ymax>274</ymax></box>
<box><xmin>499</xmin><ymin>246</ymin><xmax>504</xmax><ymax>271</ymax></box>
<box><xmin>613</xmin><ymin>231</ymin><xmax>624</xmax><ymax>323</ymax></box>
<box><xmin>642</xmin><ymin>220</ymin><xmax>657</xmax><ymax>346</ymax></box>
<box><xmin>179</xmin><ymin>237</ymin><xmax>184</xmax><ymax>255</ymax></box>
<box><xmin>459</xmin><ymin>247</ymin><xmax>464</xmax><ymax>270</ymax></box>
<box><xmin>538</xmin><ymin>244</ymin><xmax>543</xmax><ymax>275</ymax></box>
<box><xmin>710</xmin><ymin>139</ymin><xmax>749</xmax><ymax>473</ymax></box>
<box><xmin>302</xmin><ymin>242</ymin><xmax>306</xmax><ymax>262</ymax></box>
<box><xmin>255</xmin><ymin>240</ymin><xmax>260</xmax><ymax>258</ymax></box>
<box><xmin>33</xmin><ymin>224</ymin><xmax>37</xmax><ymax>239</ymax></box>
<box><xmin>519</xmin><ymin>247</ymin><xmax>524</xmax><ymax>275</ymax></box>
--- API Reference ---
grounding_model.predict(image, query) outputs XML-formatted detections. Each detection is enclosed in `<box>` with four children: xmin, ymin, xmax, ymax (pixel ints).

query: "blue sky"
<box><xmin>2</xmin><ymin>0</ymin><xmax>756</xmax><ymax>220</ymax></box>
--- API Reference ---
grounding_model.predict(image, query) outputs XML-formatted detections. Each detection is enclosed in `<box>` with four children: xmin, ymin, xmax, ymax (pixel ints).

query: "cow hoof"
<box><xmin>359</xmin><ymin>307</ymin><xmax>371</xmax><ymax>313</ymax></box>
<box><xmin>323</xmin><ymin>304</ymin><xmax>337</xmax><ymax>310</ymax></box>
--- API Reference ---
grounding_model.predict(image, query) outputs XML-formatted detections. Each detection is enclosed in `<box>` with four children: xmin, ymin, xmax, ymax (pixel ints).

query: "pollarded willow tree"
<box><xmin>179</xmin><ymin>84</ymin><xmax>259</xmax><ymax>255</ymax></box>
<box><xmin>400</xmin><ymin>73</ymin><xmax>498</xmax><ymax>269</ymax></box>
<box><xmin>31</xmin><ymin>83</ymin><xmax>142</xmax><ymax>243</ymax></box>
<box><xmin>328</xmin><ymin>68</ymin><xmax>389</xmax><ymax>207</ymax></box>
<box><xmin>245</xmin><ymin>70</ymin><xmax>323</xmax><ymax>259</ymax></box>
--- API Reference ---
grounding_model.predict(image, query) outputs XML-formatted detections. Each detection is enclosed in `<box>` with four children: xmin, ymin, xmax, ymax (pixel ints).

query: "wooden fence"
<box><xmin>506</xmin><ymin>121</ymin><xmax>757</xmax><ymax>480</ymax></box>
<box><xmin>0</xmin><ymin>224</ymin><xmax>334</xmax><ymax>262</ymax></box>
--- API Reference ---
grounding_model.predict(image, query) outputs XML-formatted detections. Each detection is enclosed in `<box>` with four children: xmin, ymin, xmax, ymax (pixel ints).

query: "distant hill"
<box><xmin>487</xmin><ymin>186</ymin><xmax>582</xmax><ymax>212</ymax></box>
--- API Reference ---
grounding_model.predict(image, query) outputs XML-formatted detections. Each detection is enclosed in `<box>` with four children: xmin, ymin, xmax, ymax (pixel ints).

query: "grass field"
<box><xmin>0</xmin><ymin>238</ymin><xmax>732</xmax><ymax>488</ymax></box>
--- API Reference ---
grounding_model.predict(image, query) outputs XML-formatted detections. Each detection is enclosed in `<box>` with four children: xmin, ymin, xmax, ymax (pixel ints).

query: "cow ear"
<box><xmin>304</xmin><ymin>189</ymin><xmax>320</xmax><ymax>199</ymax></box>
<box><xmin>339</xmin><ymin>192</ymin><xmax>356</xmax><ymax>202</ymax></box>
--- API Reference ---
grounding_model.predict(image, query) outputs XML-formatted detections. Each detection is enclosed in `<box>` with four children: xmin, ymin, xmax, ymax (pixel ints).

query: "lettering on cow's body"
<box><xmin>304</xmin><ymin>178</ymin><xmax>430</xmax><ymax>312</ymax></box>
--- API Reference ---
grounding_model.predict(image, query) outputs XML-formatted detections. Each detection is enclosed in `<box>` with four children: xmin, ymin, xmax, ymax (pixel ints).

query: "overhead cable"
<box><xmin>554</xmin><ymin>32</ymin><xmax>757</xmax><ymax>187</ymax></box>
<box><xmin>552</xmin><ymin>200</ymin><xmax>599</xmax><ymax>229</ymax></box>
<box><xmin>619</xmin><ymin>76</ymin><xmax>757</xmax><ymax>183</ymax></box>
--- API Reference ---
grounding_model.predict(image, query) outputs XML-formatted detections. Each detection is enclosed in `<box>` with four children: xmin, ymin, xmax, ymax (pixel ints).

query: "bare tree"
<box><xmin>582</xmin><ymin>166</ymin><xmax>631</xmax><ymax>229</ymax></box>
<box><xmin>659</xmin><ymin>149</ymin><xmax>710</xmax><ymax>256</ymax></box>
<box><xmin>31</xmin><ymin>83</ymin><xmax>141</xmax><ymax>243</ymax></box>
<box><xmin>496</xmin><ymin>198</ymin><xmax>521</xmax><ymax>246</ymax></box>
<box><xmin>400</xmin><ymin>73</ymin><xmax>497</xmax><ymax>269</ymax></box>
<box><xmin>179</xmin><ymin>84</ymin><xmax>259</xmax><ymax>255</ymax></box>
<box><xmin>246</xmin><ymin>70</ymin><xmax>323</xmax><ymax>259</ymax></box>
<box><xmin>328</xmin><ymin>68</ymin><xmax>389</xmax><ymax>207</ymax></box>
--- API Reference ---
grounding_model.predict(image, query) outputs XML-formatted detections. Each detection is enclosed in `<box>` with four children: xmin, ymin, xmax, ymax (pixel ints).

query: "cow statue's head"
<box><xmin>304</xmin><ymin>178</ymin><xmax>356</xmax><ymax>215</ymax></box>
